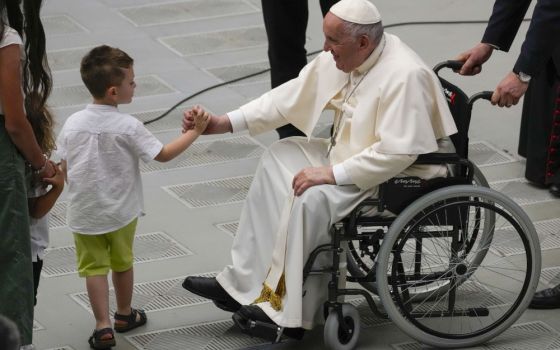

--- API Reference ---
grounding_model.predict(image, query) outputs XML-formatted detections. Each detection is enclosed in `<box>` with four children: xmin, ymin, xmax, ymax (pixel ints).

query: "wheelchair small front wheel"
<box><xmin>324</xmin><ymin>304</ymin><xmax>361</xmax><ymax>350</ymax></box>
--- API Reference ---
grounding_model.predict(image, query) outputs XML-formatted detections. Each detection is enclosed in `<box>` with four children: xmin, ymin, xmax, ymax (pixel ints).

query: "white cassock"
<box><xmin>216</xmin><ymin>33</ymin><xmax>458</xmax><ymax>329</ymax></box>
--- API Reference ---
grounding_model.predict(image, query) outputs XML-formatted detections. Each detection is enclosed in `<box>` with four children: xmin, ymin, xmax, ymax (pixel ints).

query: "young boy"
<box><xmin>56</xmin><ymin>45</ymin><xmax>209</xmax><ymax>349</ymax></box>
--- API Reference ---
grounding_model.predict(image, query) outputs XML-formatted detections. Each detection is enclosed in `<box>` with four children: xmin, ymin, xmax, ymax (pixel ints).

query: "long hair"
<box><xmin>1</xmin><ymin>0</ymin><xmax>55</xmax><ymax>155</ymax></box>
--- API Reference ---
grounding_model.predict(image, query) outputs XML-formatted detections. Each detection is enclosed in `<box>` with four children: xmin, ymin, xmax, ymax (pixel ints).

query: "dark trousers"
<box><xmin>518</xmin><ymin>57</ymin><xmax>560</xmax><ymax>186</ymax></box>
<box><xmin>33</xmin><ymin>259</ymin><xmax>43</xmax><ymax>306</ymax></box>
<box><xmin>261</xmin><ymin>0</ymin><xmax>339</xmax><ymax>139</ymax></box>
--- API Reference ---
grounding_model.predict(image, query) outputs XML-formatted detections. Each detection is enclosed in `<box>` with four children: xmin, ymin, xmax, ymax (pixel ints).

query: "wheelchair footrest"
<box><xmin>232</xmin><ymin>311</ymin><xmax>304</xmax><ymax>343</ymax></box>
<box><xmin>409</xmin><ymin>307</ymin><xmax>489</xmax><ymax>318</ymax></box>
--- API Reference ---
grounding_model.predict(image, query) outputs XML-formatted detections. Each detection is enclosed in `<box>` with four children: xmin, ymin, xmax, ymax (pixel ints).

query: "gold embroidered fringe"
<box><xmin>253</xmin><ymin>273</ymin><xmax>286</xmax><ymax>311</ymax></box>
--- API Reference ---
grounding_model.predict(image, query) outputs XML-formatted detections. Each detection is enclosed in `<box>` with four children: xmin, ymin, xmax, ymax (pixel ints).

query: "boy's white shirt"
<box><xmin>56</xmin><ymin>104</ymin><xmax>163</xmax><ymax>234</ymax></box>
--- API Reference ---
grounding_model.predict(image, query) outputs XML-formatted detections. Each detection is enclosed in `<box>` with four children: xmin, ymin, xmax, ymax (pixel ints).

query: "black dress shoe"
<box><xmin>549</xmin><ymin>183</ymin><xmax>560</xmax><ymax>198</ymax></box>
<box><xmin>213</xmin><ymin>299</ymin><xmax>242</xmax><ymax>313</ymax></box>
<box><xmin>232</xmin><ymin>305</ymin><xmax>305</xmax><ymax>341</ymax></box>
<box><xmin>529</xmin><ymin>284</ymin><xmax>560</xmax><ymax>309</ymax></box>
<box><xmin>182</xmin><ymin>276</ymin><xmax>241</xmax><ymax>312</ymax></box>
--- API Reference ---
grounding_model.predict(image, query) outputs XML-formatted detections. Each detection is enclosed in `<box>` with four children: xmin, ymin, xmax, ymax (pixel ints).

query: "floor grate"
<box><xmin>491</xmin><ymin>218</ymin><xmax>560</xmax><ymax>256</ymax></box>
<box><xmin>206</xmin><ymin>61</ymin><xmax>270</xmax><ymax>84</ymax></box>
<box><xmin>71</xmin><ymin>272</ymin><xmax>219</xmax><ymax>315</ymax></box>
<box><xmin>140</xmin><ymin>136</ymin><xmax>264</xmax><ymax>173</ymax></box>
<box><xmin>48</xmin><ymin>201</ymin><xmax>67</xmax><ymax>229</ymax></box>
<box><xmin>215</xmin><ymin>221</ymin><xmax>239</xmax><ymax>237</ymax></box>
<box><xmin>132</xmin><ymin>105</ymin><xmax>199</xmax><ymax>133</ymax></box>
<box><xmin>160</xmin><ymin>26</ymin><xmax>267</xmax><ymax>57</ymax></box>
<box><xmin>118</xmin><ymin>0</ymin><xmax>257</xmax><ymax>27</ymax></box>
<box><xmin>469</xmin><ymin>141</ymin><xmax>517</xmax><ymax>167</ymax></box>
<box><xmin>490</xmin><ymin>178</ymin><xmax>558</xmax><ymax>206</ymax></box>
<box><xmin>47</xmin><ymin>47</ymin><xmax>90</xmax><ymax>72</ymax></box>
<box><xmin>227</xmin><ymin>80</ymin><xmax>270</xmax><ymax>101</ymax></box>
<box><xmin>392</xmin><ymin>321</ymin><xmax>560</xmax><ymax>349</ymax></box>
<box><xmin>163</xmin><ymin>175</ymin><xmax>253</xmax><ymax>208</ymax></box>
<box><xmin>42</xmin><ymin>15</ymin><xmax>87</xmax><ymax>35</ymax></box>
<box><xmin>539</xmin><ymin>266</ymin><xmax>560</xmax><ymax>287</ymax></box>
<box><xmin>42</xmin><ymin>232</ymin><xmax>193</xmax><ymax>277</ymax></box>
<box><xmin>125</xmin><ymin>319</ymin><xmax>281</xmax><ymax>350</ymax></box>
<box><xmin>347</xmin><ymin>297</ymin><xmax>391</xmax><ymax>328</ymax></box>
<box><xmin>49</xmin><ymin>75</ymin><xmax>175</xmax><ymax>108</ymax></box>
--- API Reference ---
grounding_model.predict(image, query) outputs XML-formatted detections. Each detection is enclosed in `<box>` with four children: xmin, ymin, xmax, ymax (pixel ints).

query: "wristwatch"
<box><xmin>515</xmin><ymin>71</ymin><xmax>531</xmax><ymax>83</ymax></box>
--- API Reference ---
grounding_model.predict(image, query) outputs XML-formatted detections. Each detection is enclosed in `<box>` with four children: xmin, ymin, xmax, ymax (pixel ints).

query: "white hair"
<box><xmin>341</xmin><ymin>20</ymin><xmax>384</xmax><ymax>46</ymax></box>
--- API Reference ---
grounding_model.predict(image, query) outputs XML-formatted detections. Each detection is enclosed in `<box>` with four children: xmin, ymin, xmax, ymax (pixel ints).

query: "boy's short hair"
<box><xmin>80</xmin><ymin>45</ymin><xmax>134</xmax><ymax>99</ymax></box>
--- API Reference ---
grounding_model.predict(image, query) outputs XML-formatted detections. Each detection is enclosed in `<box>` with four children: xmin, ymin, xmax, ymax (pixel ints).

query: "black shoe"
<box><xmin>549</xmin><ymin>183</ymin><xmax>560</xmax><ymax>198</ymax></box>
<box><xmin>529</xmin><ymin>285</ymin><xmax>560</xmax><ymax>309</ymax></box>
<box><xmin>213</xmin><ymin>299</ymin><xmax>242</xmax><ymax>313</ymax></box>
<box><xmin>182</xmin><ymin>276</ymin><xmax>241</xmax><ymax>312</ymax></box>
<box><xmin>232</xmin><ymin>305</ymin><xmax>305</xmax><ymax>341</ymax></box>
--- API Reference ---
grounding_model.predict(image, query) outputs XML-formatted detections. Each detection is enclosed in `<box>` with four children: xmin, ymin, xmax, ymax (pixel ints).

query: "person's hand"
<box><xmin>182</xmin><ymin>107</ymin><xmax>197</xmax><ymax>132</ymax></box>
<box><xmin>42</xmin><ymin>161</ymin><xmax>65</xmax><ymax>190</ymax></box>
<box><xmin>491</xmin><ymin>71</ymin><xmax>529</xmax><ymax>107</ymax></box>
<box><xmin>182</xmin><ymin>108</ymin><xmax>232</xmax><ymax>134</ymax></box>
<box><xmin>456</xmin><ymin>43</ymin><xmax>494</xmax><ymax>75</ymax></box>
<box><xmin>292</xmin><ymin>166</ymin><xmax>335</xmax><ymax>196</ymax></box>
<box><xmin>36</xmin><ymin>159</ymin><xmax>55</xmax><ymax>179</ymax></box>
<box><xmin>192</xmin><ymin>106</ymin><xmax>210</xmax><ymax>134</ymax></box>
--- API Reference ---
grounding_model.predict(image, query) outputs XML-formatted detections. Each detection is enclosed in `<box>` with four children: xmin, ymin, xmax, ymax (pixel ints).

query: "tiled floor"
<box><xmin>32</xmin><ymin>0</ymin><xmax>560</xmax><ymax>349</ymax></box>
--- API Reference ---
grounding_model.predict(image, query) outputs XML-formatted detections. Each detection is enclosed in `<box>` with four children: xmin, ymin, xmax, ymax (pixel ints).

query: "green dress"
<box><xmin>0</xmin><ymin>115</ymin><xmax>34</xmax><ymax>345</ymax></box>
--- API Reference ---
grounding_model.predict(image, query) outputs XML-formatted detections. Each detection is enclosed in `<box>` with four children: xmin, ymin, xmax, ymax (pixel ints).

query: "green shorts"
<box><xmin>73</xmin><ymin>218</ymin><xmax>138</xmax><ymax>277</ymax></box>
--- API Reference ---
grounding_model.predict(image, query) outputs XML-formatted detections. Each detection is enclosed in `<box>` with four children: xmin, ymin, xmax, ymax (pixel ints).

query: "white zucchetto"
<box><xmin>329</xmin><ymin>0</ymin><xmax>381</xmax><ymax>24</ymax></box>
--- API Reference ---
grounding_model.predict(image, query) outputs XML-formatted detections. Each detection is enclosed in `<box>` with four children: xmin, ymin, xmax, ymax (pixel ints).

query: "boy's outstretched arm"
<box><xmin>28</xmin><ymin>161</ymin><xmax>65</xmax><ymax>219</ymax></box>
<box><xmin>155</xmin><ymin>106</ymin><xmax>209</xmax><ymax>162</ymax></box>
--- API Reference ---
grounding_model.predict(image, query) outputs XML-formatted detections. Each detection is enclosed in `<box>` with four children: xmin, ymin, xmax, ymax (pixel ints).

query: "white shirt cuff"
<box><xmin>227</xmin><ymin>109</ymin><xmax>248</xmax><ymax>133</ymax></box>
<box><xmin>482</xmin><ymin>42</ymin><xmax>500</xmax><ymax>50</ymax></box>
<box><xmin>332</xmin><ymin>164</ymin><xmax>353</xmax><ymax>185</ymax></box>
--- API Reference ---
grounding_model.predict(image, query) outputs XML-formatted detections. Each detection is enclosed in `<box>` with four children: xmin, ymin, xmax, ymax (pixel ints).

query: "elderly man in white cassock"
<box><xmin>182</xmin><ymin>0</ymin><xmax>457</xmax><ymax>339</ymax></box>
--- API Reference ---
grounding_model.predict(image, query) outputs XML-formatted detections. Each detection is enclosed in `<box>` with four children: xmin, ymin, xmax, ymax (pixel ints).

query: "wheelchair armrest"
<box><xmin>415</xmin><ymin>153</ymin><xmax>463</xmax><ymax>165</ymax></box>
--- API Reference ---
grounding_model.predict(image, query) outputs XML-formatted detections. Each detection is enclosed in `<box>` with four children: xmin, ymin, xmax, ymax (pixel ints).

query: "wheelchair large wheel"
<box><xmin>376</xmin><ymin>185</ymin><xmax>540</xmax><ymax>348</ymax></box>
<box><xmin>346</xmin><ymin>164</ymin><xmax>494</xmax><ymax>299</ymax></box>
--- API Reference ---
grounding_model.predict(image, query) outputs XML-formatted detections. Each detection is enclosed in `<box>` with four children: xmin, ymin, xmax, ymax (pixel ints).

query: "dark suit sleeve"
<box><xmin>513</xmin><ymin>0</ymin><xmax>560</xmax><ymax>76</ymax></box>
<box><xmin>481</xmin><ymin>0</ymin><xmax>531</xmax><ymax>51</ymax></box>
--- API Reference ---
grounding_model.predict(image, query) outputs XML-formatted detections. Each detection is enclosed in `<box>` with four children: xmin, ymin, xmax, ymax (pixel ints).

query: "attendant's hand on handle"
<box><xmin>491</xmin><ymin>71</ymin><xmax>529</xmax><ymax>108</ymax></box>
<box><xmin>292</xmin><ymin>166</ymin><xmax>335</xmax><ymax>196</ymax></box>
<box><xmin>455</xmin><ymin>43</ymin><xmax>494</xmax><ymax>76</ymax></box>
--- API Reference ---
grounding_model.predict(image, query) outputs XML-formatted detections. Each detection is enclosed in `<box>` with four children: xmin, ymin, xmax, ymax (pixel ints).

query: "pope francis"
<box><xmin>182</xmin><ymin>0</ymin><xmax>457</xmax><ymax>337</ymax></box>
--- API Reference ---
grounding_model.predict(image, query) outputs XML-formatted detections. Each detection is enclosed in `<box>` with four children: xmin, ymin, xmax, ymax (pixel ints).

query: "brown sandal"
<box><xmin>88</xmin><ymin>327</ymin><xmax>115</xmax><ymax>349</ymax></box>
<box><xmin>113</xmin><ymin>308</ymin><xmax>147</xmax><ymax>333</ymax></box>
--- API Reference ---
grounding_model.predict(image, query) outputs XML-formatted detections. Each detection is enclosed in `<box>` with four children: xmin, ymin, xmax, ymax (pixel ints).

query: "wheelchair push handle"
<box><xmin>467</xmin><ymin>91</ymin><xmax>493</xmax><ymax>107</ymax></box>
<box><xmin>433</xmin><ymin>60</ymin><xmax>464</xmax><ymax>75</ymax></box>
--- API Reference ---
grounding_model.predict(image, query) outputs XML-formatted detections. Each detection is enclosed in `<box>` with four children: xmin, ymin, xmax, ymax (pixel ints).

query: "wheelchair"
<box><xmin>304</xmin><ymin>61</ymin><xmax>542</xmax><ymax>349</ymax></box>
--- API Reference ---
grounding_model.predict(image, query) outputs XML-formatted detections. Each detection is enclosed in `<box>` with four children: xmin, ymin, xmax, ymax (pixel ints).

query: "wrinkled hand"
<box><xmin>456</xmin><ymin>43</ymin><xmax>494</xmax><ymax>76</ymax></box>
<box><xmin>292</xmin><ymin>166</ymin><xmax>335</xmax><ymax>196</ymax></box>
<box><xmin>182</xmin><ymin>107</ymin><xmax>223</xmax><ymax>134</ymax></box>
<box><xmin>491</xmin><ymin>71</ymin><xmax>528</xmax><ymax>108</ymax></box>
<box><xmin>42</xmin><ymin>161</ymin><xmax>65</xmax><ymax>190</ymax></box>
